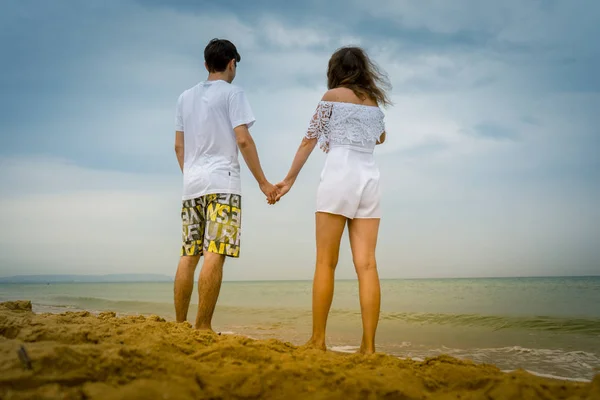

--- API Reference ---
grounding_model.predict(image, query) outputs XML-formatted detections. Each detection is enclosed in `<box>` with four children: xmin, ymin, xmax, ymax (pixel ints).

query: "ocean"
<box><xmin>1</xmin><ymin>276</ymin><xmax>599</xmax><ymax>382</ymax></box>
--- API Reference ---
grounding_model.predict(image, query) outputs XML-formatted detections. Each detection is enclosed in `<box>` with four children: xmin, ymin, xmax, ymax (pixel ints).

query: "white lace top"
<box><xmin>305</xmin><ymin>101</ymin><xmax>385</xmax><ymax>152</ymax></box>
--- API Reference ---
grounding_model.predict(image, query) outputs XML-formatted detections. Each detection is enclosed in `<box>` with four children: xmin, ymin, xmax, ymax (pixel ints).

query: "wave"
<box><xmin>390</xmin><ymin>344</ymin><xmax>599</xmax><ymax>382</ymax></box>
<box><xmin>37</xmin><ymin>296</ymin><xmax>176</xmax><ymax>318</ymax></box>
<box><xmin>501</xmin><ymin>369</ymin><xmax>592</xmax><ymax>383</ymax></box>
<box><xmin>378</xmin><ymin>312</ymin><xmax>600</xmax><ymax>335</ymax></box>
<box><xmin>330</xmin><ymin>345</ymin><xmax>359</xmax><ymax>353</ymax></box>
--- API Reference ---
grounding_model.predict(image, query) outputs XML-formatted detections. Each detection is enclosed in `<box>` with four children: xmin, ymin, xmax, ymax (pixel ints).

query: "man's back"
<box><xmin>175</xmin><ymin>79</ymin><xmax>255</xmax><ymax>200</ymax></box>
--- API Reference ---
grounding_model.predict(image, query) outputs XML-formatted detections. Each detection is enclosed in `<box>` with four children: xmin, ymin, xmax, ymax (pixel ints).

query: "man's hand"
<box><xmin>274</xmin><ymin>179</ymin><xmax>293</xmax><ymax>202</ymax></box>
<box><xmin>260</xmin><ymin>181</ymin><xmax>279</xmax><ymax>205</ymax></box>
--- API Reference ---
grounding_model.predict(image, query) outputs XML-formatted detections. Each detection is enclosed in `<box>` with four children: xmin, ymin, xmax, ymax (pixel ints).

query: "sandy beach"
<box><xmin>1</xmin><ymin>301</ymin><xmax>598</xmax><ymax>400</ymax></box>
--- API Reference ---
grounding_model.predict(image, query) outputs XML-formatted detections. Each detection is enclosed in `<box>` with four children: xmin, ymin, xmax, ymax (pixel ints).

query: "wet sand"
<box><xmin>1</xmin><ymin>301</ymin><xmax>598</xmax><ymax>399</ymax></box>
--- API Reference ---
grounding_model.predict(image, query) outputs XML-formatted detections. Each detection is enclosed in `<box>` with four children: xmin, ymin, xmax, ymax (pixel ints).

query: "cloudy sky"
<box><xmin>0</xmin><ymin>0</ymin><xmax>598</xmax><ymax>280</ymax></box>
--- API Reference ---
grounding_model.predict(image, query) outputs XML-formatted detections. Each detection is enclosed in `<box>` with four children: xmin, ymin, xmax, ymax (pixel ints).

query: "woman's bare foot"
<box><xmin>303</xmin><ymin>338</ymin><xmax>326</xmax><ymax>351</ymax></box>
<box><xmin>358</xmin><ymin>342</ymin><xmax>375</xmax><ymax>355</ymax></box>
<box><xmin>194</xmin><ymin>324</ymin><xmax>216</xmax><ymax>334</ymax></box>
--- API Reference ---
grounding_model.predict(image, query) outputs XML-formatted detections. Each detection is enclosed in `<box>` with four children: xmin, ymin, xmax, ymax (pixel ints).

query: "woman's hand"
<box><xmin>274</xmin><ymin>179</ymin><xmax>294</xmax><ymax>202</ymax></box>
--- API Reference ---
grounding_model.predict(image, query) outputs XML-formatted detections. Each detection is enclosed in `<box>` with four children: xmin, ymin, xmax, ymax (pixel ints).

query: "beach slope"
<box><xmin>1</xmin><ymin>301</ymin><xmax>598</xmax><ymax>399</ymax></box>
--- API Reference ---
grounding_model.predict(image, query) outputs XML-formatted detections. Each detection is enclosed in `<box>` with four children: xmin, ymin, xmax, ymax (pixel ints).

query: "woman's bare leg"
<box><xmin>347</xmin><ymin>218</ymin><xmax>381</xmax><ymax>354</ymax></box>
<box><xmin>305</xmin><ymin>212</ymin><xmax>347</xmax><ymax>350</ymax></box>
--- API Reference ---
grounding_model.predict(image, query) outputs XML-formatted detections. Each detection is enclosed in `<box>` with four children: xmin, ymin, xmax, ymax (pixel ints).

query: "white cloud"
<box><xmin>0</xmin><ymin>158</ymin><xmax>177</xmax><ymax>275</ymax></box>
<box><xmin>260</xmin><ymin>18</ymin><xmax>327</xmax><ymax>48</ymax></box>
<box><xmin>356</xmin><ymin>0</ymin><xmax>540</xmax><ymax>36</ymax></box>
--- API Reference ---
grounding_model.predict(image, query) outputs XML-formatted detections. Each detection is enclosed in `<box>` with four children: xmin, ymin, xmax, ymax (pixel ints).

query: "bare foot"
<box><xmin>358</xmin><ymin>344</ymin><xmax>375</xmax><ymax>355</ymax></box>
<box><xmin>194</xmin><ymin>325</ymin><xmax>216</xmax><ymax>334</ymax></box>
<box><xmin>303</xmin><ymin>338</ymin><xmax>326</xmax><ymax>351</ymax></box>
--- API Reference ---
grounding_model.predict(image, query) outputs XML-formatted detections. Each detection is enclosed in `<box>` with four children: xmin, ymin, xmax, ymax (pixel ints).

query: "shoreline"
<box><xmin>1</xmin><ymin>300</ymin><xmax>598</xmax><ymax>399</ymax></box>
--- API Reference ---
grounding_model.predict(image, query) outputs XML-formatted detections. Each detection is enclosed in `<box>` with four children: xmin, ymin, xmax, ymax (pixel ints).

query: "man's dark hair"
<box><xmin>204</xmin><ymin>38</ymin><xmax>241</xmax><ymax>73</ymax></box>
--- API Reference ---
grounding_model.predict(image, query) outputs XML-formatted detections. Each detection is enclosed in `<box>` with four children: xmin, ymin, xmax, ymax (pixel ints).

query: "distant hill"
<box><xmin>0</xmin><ymin>274</ymin><xmax>174</xmax><ymax>283</ymax></box>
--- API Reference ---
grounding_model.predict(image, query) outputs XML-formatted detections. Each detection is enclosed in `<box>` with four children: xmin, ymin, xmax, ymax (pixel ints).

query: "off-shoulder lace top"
<box><xmin>305</xmin><ymin>101</ymin><xmax>385</xmax><ymax>152</ymax></box>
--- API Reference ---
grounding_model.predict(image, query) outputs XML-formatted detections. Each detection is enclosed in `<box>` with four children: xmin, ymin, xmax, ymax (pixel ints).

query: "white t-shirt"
<box><xmin>175</xmin><ymin>80</ymin><xmax>255</xmax><ymax>200</ymax></box>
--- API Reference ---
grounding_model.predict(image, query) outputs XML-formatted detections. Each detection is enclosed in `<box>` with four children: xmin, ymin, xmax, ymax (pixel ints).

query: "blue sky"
<box><xmin>0</xmin><ymin>0</ymin><xmax>598</xmax><ymax>279</ymax></box>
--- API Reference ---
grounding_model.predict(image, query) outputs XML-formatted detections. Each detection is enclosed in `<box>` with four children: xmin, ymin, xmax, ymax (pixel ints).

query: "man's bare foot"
<box><xmin>303</xmin><ymin>338</ymin><xmax>326</xmax><ymax>351</ymax></box>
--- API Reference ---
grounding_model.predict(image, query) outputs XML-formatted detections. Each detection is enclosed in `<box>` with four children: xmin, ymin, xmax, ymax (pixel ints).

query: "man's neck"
<box><xmin>206</xmin><ymin>72</ymin><xmax>231</xmax><ymax>83</ymax></box>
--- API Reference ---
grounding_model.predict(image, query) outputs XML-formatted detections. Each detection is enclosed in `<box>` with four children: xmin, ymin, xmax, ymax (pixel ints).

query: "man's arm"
<box><xmin>233</xmin><ymin>124</ymin><xmax>278</xmax><ymax>204</ymax></box>
<box><xmin>175</xmin><ymin>131</ymin><xmax>184</xmax><ymax>172</ymax></box>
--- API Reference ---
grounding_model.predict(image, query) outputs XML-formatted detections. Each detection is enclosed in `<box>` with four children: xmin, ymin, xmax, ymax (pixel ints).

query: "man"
<box><xmin>173</xmin><ymin>38</ymin><xmax>277</xmax><ymax>331</ymax></box>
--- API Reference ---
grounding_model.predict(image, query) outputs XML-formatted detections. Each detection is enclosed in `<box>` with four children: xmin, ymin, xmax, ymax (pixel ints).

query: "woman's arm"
<box><xmin>376</xmin><ymin>131</ymin><xmax>386</xmax><ymax>145</ymax></box>
<box><xmin>275</xmin><ymin>91</ymin><xmax>335</xmax><ymax>201</ymax></box>
<box><xmin>275</xmin><ymin>137</ymin><xmax>318</xmax><ymax>201</ymax></box>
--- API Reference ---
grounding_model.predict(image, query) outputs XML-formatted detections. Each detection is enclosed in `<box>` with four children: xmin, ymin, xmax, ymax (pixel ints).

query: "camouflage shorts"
<box><xmin>180</xmin><ymin>193</ymin><xmax>242</xmax><ymax>258</ymax></box>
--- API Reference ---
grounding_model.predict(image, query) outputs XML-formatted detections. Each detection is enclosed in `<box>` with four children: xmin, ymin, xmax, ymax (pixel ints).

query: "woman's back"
<box><xmin>307</xmin><ymin>88</ymin><xmax>385</xmax><ymax>153</ymax></box>
<box><xmin>324</xmin><ymin>87</ymin><xmax>378</xmax><ymax>107</ymax></box>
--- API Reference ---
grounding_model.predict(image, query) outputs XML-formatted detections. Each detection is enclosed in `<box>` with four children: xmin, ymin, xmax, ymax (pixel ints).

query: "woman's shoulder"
<box><xmin>321</xmin><ymin>88</ymin><xmax>345</xmax><ymax>102</ymax></box>
<box><xmin>321</xmin><ymin>87</ymin><xmax>359</xmax><ymax>102</ymax></box>
<box><xmin>320</xmin><ymin>88</ymin><xmax>378</xmax><ymax>107</ymax></box>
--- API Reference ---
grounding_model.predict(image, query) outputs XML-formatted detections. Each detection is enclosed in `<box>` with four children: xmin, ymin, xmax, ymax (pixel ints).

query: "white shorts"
<box><xmin>316</xmin><ymin>146</ymin><xmax>381</xmax><ymax>219</ymax></box>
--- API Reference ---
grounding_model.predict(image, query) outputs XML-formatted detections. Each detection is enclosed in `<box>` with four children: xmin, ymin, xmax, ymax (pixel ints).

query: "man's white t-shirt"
<box><xmin>175</xmin><ymin>80</ymin><xmax>255</xmax><ymax>200</ymax></box>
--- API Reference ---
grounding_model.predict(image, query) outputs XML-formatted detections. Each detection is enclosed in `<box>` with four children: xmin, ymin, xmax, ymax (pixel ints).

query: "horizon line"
<box><xmin>1</xmin><ymin>273</ymin><xmax>599</xmax><ymax>283</ymax></box>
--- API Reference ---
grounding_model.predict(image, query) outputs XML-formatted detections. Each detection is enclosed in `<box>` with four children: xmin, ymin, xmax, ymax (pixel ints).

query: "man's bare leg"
<box><xmin>174</xmin><ymin>254</ymin><xmax>201</xmax><ymax>322</ymax></box>
<box><xmin>195</xmin><ymin>251</ymin><xmax>226</xmax><ymax>331</ymax></box>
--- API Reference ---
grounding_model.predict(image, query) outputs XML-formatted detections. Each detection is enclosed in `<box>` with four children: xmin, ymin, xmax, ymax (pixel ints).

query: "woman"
<box><xmin>276</xmin><ymin>46</ymin><xmax>391</xmax><ymax>354</ymax></box>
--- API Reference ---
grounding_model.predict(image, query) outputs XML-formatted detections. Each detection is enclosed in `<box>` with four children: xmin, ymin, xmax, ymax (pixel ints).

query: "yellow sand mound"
<box><xmin>0</xmin><ymin>301</ymin><xmax>598</xmax><ymax>399</ymax></box>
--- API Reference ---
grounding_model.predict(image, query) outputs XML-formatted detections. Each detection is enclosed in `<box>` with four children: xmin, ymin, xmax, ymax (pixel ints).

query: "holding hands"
<box><xmin>260</xmin><ymin>181</ymin><xmax>279</xmax><ymax>205</ymax></box>
<box><xmin>263</xmin><ymin>136</ymin><xmax>318</xmax><ymax>205</ymax></box>
<box><xmin>260</xmin><ymin>178</ymin><xmax>293</xmax><ymax>204</ymax></box>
